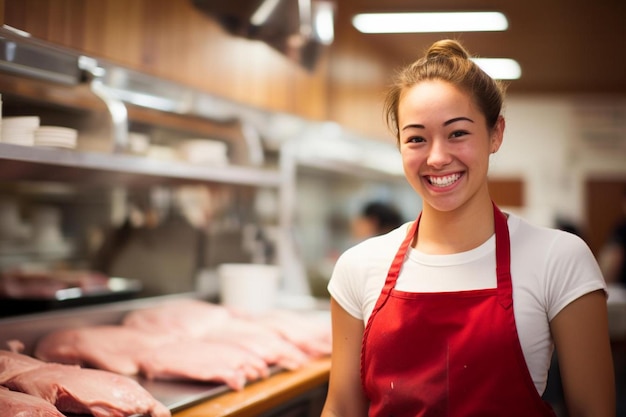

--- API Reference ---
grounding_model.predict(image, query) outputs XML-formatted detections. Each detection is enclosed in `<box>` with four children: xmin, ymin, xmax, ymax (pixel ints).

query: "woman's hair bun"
<box><xmin>425</xmin><ymin>39</ymin><xmax>470</xmax><ymax>60</ymax></box>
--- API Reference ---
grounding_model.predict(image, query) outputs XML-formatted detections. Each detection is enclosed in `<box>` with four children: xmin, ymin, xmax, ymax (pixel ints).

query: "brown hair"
<box><xmin>384</xmin><ymin>39</ymin><xmax>507</xmax><ymax>145</ymax></box>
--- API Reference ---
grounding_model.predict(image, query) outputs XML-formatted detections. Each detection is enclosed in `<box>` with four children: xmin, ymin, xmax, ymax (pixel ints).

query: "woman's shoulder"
<box><xmin>508</xmin><ymin>212</ymin><xmax>601</xmax><ymax>281</ymax></box>
<box><xmin>337</xmin><ymin>222</ymin><xmax>412</xmax><ymax>265</ymax></box>
<box><xmin>508</xmin><ymin>213</ymin><xmax>589</xmax><ymax>252</ymax></box>
<box><xmin>333</xmin><ymin>221</ymin><xmax>412</xmax><ymax>276</ymax></box>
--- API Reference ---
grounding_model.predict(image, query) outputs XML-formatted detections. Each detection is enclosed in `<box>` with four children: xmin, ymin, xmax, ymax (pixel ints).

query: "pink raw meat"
<box><xmin>0</xmin><ymin>386</ymin><xmax>65</xmax><ymax>417</ymax></box>
<box><xmin>138</xmin><ymin>339</ymin><xmax>269</xmax><ymax>391</ymax></box>
<box><xmin>0</xmin><ymin>350</ymin><xmax>44</xmax><ymax>384</ymax></box>
<box><xmin>34</xmin><ymin>325</ymin><xmax>175</xmax><ymax>375</ymax></box>
<box><xmin>34</xmin><ymin>324</ymin><xmax>273</xmax><ymax>390</ymax></box>
<box><xmin>252</xmin><ymin>310</ymin><xmax>332</xmax><ymax>357</ymax></box>
<box><xmin>201</xmin><ymin>318</ymin><xmax>309</xmax><ymax>370</ymax></box>
<box><xmin>6</xmin><ymin>363</ymin><xmax>171</xmax><ymax>417</ymax></box>
<box><xmin>122</xmin><ymin>299</ymin><xmax>232</xmax><ymax>338</ymax></box>
<box><xmin>122</xmin><ymin>299</ymin><xmax>311</xmax><ymax>369</ymax></box>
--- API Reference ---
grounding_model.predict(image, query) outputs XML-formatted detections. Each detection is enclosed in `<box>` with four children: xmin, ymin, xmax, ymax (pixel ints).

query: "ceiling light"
<box><xmin>352</xmin><ymin>12</ymin><xmax>508</xmax><ymax>34</ymax></box>
<box><xmin>313</xmin><ymin>1</ymin><xmax>335</xmax><ymax>45</ymax></box>
<box><xmin>472</xmin><ymin>58</ymin><xmax>521</xmax><ymax>80</ymax></box>
<box><xmin>250</xmin><ymin>0</ymin><xmax>281</xmax><ymax>26</ymax></box>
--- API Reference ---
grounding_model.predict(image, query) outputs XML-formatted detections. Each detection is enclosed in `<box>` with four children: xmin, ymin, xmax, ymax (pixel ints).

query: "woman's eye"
<box><xmin>451</xmin><ymin>130</ymin><xmax>468</xmax><ymax>138</ymax></box>
<box><xmin>406</xmin><ymin>136</ymin><xmax>425</xmax><ymax>143</ymax></box>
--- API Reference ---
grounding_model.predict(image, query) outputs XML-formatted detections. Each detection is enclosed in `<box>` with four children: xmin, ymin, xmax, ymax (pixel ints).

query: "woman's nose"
<box><xmin>427</xmin><ymin>139</ymin><xmax>452</xmax><ymax>168</ymax></box>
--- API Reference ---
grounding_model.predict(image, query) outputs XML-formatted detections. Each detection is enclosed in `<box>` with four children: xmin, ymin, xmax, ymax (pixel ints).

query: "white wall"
<box><xmin>490</xmin><ymin>94</ymin><xmax>626</xmax><ymax>228</ymax></box>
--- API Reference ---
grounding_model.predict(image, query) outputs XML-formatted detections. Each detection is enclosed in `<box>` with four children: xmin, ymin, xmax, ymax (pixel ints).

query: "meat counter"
<box><xmin>0</xmin><ymin>293</ymin><xmax>331</xmax><ymax>417</ymax></box>
<box><xmin>172</xmin><ymin>357</ymin><xmax>329</xmax><ymax>417</ymax></box>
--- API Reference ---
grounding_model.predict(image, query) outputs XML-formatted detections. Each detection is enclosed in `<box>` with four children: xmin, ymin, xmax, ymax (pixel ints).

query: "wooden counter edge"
<box><xmin>173</xmin><ymin>356</ymin><xmax>331</xmax><ymax>417</ymax></box>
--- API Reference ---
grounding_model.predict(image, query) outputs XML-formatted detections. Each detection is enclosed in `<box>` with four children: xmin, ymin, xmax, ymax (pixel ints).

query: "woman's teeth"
<box><xmin>428</xmin><ymin>173</ymin><xmax>461</xmax><ymax>187</ymax></box>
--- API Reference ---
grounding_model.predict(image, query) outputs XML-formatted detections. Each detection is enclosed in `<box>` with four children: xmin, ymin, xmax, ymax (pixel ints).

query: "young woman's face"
<box><xmin>398</xmin><ymin>80</ymin><xmax>503</xmax><ymax>214</ymax></box>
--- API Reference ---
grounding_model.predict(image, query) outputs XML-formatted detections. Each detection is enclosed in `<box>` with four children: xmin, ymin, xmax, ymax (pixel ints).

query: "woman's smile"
<box><xmin>425</xmin><ymin>172</ymin><xmax>463</xmax><ymax>188</ymax></box>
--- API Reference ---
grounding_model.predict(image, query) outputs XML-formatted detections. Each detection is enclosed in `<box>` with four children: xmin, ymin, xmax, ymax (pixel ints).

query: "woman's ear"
<box><xmin>490</xmin><ymin>116</ymin><xmax>505</xmax><ymax>154</ymax></box>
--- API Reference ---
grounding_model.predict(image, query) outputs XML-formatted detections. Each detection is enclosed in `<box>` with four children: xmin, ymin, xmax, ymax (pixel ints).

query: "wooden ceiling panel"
<box><xmin>332</xmin><ymin>0</ymin><xmax>626</xmax><ymax>94</ymax></box>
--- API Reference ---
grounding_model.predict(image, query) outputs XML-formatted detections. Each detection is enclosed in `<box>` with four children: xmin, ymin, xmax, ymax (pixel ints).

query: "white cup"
<box><xmin>217</xmin><ymin>263</ymin><xmax>280</xmax><ymax>316</ymax></box>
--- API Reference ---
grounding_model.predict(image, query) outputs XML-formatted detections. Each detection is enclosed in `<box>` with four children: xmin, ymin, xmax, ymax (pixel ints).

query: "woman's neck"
<box><xmin>414</xmin><ymin>198</ymin><xmax>495</xmax><ymax>254</ymax></box>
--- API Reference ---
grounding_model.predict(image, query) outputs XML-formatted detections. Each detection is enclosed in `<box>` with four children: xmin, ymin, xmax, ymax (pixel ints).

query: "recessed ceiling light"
<box><xmin>352</xmin><ymin>12</ymin><xmax>508</xmax><ymax>34</ymax></box>
<box><xmin>250</xmin><ymin>0</ymin><xmax>281</xmax><ymax>26</ymax></box>
<box><xmin>314</xmin><ymin>1</ymin><xmax>335</xmax><ymax>45</ymax></box>
<box><xmin>472</xmin><ymin>58</ymin><xmax>522</xmax><ymax>80</ymax></box>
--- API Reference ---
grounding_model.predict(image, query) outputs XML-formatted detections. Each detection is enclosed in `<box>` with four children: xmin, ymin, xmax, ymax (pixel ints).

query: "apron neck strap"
<box><xmin>382</xmin><ymin>214</ymin><xmax>419</xmax><ymax>293</ymax></box>
<box><xmin>380</xmin><ymin>202</ymin><xmax>512</xmax><ymax>306</ymax></box>
<box><xmin>493</xmin><ymin>202</ymin><xmax>513</xmax><ymax>309</ymax></box>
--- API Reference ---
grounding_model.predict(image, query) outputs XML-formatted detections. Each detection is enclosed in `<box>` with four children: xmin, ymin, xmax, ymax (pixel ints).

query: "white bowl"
<box><xmin>217</xmin><ymin>263</ymin><xmax>280</xmax><ymax>316</ymax></box>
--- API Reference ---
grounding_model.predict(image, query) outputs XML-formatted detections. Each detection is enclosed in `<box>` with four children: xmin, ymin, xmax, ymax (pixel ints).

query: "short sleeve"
<box><xmin>544</xmin><ymin>232</ymin><xmax>607</xmax><ymax>321</ymax></box>
<box><xmin>327</xmin><ymin>248</ymin><xmax>367</xmax><ymax>321</ymax></box>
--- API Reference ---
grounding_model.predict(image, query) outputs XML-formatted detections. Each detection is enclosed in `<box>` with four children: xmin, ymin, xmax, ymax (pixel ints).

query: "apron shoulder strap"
<box><xmin>493</xmin><ymin>202</ymin><xmax>513</xmax><ymax>309</ymax></box>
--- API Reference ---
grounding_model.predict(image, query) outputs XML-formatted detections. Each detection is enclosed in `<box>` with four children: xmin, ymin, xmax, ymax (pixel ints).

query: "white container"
<box><xmin>217</xmin><ymin>263</ymin><xmax>280</xmax><ymax>316</ymax></box>
<box><xmin>178</xmin><ymin>139</ymin><xmax>228</xmax><ymax>165</ymax></box>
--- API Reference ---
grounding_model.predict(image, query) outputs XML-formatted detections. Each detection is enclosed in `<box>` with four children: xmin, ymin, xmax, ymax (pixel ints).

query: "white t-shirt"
<box><xmin>328</xmin><ymin>212</ymin><xmax>606</xmax><ymax>395</ymax></box>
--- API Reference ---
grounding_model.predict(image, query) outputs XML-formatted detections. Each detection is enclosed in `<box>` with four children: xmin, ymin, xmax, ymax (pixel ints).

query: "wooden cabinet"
<box><xmin>2</xmin><ymin>0</ymin><xmax>329</xmax><ymax>121</ymax></box>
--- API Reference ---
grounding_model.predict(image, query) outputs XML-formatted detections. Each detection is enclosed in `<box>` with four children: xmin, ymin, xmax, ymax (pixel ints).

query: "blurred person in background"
<box><xmin>600</xmin><ymin>188</ymin><xmax>626</xmax><ymax>287</ymax></box>
<box><xmin>321</xmin><ymin>39</ymin><xmax>614</xmax><ymax>417</ymax></box>
<box><xmin>351</xmin><ymin>201</ymin><xmax>404</xmax><ymax>241</ymax></box>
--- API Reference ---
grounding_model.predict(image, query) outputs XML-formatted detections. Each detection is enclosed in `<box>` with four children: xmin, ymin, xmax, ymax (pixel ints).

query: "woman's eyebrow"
<box><xmin>401</xmin><ymin>117</ymin><xmax>473</xmax><ymax>131</ymax></box>
<box><xmin>444</xmin><ymin>116</ymin><xmax>474</xmax><ymax>126</ymax></box>
<box><xmin>401</xmin><ymin>123</ymin><xmax>425</xmax><ymax>131</ymax></box>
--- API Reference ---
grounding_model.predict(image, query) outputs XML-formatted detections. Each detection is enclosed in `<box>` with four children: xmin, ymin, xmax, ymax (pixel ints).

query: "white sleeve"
<box><xmin>544</xmin><ymin>231</ymin><xmax>607</xmax><ymax>321</ymax></box>
<box><xmin>326</xmin><ymin>227</ymin><xmax>409</xmax><ymax>322</ymax></box>
<box><xmin>327</xmin><ymin>247</ymin><xmax>367</xmax><ymax>321</ymax></box>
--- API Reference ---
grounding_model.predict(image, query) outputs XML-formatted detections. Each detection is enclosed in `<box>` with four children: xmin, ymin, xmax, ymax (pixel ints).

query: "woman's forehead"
<box><xmin>398</xmin><ymin>81</ymin><xmax>480</xmax><ymax>124</ymax></box>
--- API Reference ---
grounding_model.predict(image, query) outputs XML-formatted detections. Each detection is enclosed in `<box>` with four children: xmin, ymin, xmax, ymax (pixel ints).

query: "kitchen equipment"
<box><xmin>178</xmin><ymin>139</ymin><xmax>229</xmax><ymax>166</ymax></box>
<box><xmin>218</xmin><ymin>263</ymin><xmax>279</xmax><ymax>315</ymax></box>
<box><xmin>0</xmin><ymin>273</ymin><xmax>142</xmax><ymax>317</ymax></box>
<box><xmin>0</xmin><ymin>197</ymin><xmax>29</xmax><ymax>242</ymax></box>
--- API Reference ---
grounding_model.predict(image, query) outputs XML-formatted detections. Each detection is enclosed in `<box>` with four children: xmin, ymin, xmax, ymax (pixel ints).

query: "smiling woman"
<box><xmin>321</xmin><ymin>39</ymin><xmax>615</xmax><ymax>417</ymax></box>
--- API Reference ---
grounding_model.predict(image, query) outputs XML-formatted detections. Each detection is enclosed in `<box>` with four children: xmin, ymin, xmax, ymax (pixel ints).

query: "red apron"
<box><xmin>361</xmin><ymin>203</ymin><xmax>556</xmax><ymax>417</ymax></box>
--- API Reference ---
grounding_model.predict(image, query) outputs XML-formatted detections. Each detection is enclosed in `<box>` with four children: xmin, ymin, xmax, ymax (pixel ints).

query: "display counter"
<box><xmin>174</xmin><ymin>357</ymin><xmax>330</xmax><ymax>417</ymax></box>
<box><xmin>0</xmin><ymin>295</ymin><xmax>332</xmax><ymax>417</ymax></box>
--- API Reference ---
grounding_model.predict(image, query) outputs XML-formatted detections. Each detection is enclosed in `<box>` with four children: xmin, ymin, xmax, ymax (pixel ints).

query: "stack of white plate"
<box><xmin>1</xmin><ymin>116</ymin><xmax>40</xmax><ymax>146</ymax></box>
<box><xmin>178</xmin><ymin>139</ymin><xmax>229</xmax><ymax>165</ymax></box>
<box><xmin>34</xmin><ymin>126</ymin><xmax>78</xmax><ymax>149</ymax></box>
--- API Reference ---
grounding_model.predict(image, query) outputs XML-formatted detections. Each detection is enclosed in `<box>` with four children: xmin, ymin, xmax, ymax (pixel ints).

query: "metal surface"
<box><xmin>0</xmin><ymin>25</ymin><xmax>81</xmax><ymax>85</ymax></box>
<box><xmin>0</xmin><ymin>293</ymin><xmax>286</xmax><ymax>415</ymax></box>
<box><xmin>0</xmin><ymin>293</ymin><xmax>192</xmax><ymax>354</ymax></box>
<box><xmin>0</xmin><ymin>143</ymin><xmax>282</xmax><ymax>187</ymax></box>
<box><xmin>0</xmin><ymin>294</ymin><xmax>225</xmax><ymax>414</ymax></box>
<box><xmin>136</xmin><ymin>366</ymin><xmax>283</xmax><ymax>413</ymax></box>
<box><xmin>137</xmin><ymin>378</ymin><xmax>230</xmax><ymax>413</ymax></box>
<box><xmin>190</xmin><ymin>0</ymin><xmax>332</xmax><ymax>71</ymax></box>
<box><xmin>0</xmin><ymin>277</ymin><xmax>143</xmax><ymax>317</ymax></box>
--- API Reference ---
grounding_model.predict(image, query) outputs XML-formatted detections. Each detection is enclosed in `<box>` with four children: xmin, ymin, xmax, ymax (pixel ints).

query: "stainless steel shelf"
<box><xmin>0</xmin><ymin>143</ymin><xmax>281</xmax><ymax>187</ymax></box>
<box><xmin>296</xmin><ymin>156</ymin><xmax>405</xmax><ymax>182</ymax></box>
